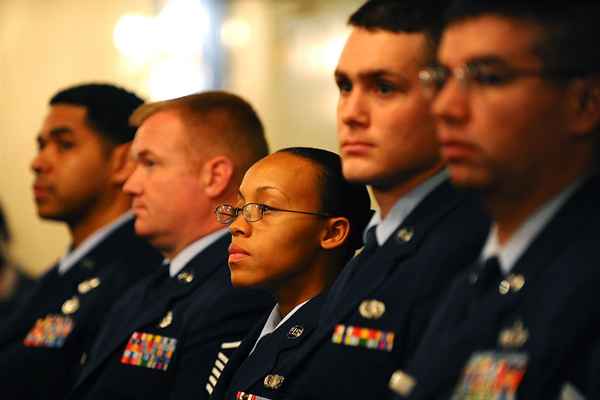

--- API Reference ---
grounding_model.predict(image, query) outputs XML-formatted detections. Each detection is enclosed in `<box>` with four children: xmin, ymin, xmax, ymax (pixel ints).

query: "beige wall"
<box><xmin>0</xmin><ymin>0</ymin><xmax>364</xmax><ymax>276</ymax></box>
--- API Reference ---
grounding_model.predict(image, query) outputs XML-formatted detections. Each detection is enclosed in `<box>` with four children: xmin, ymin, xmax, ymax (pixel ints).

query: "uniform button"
<box><xmin>509</xmin><ymin>274</ymin><xmax>525</xmax><ymax>292</ymax></box>
<box><xmin>498</xmin><ymin>280</ymin><xmax>510</xmax><ymax>295</ymax></box>
<box><xmin>397</xmin><ymin>227</ymin><xmax>414</xmax><ymax>242</ymax></box>
<box><xmin>80</xmin><ymin>352</ymin><xmax>87</xmax><ymax>366</ymax></box>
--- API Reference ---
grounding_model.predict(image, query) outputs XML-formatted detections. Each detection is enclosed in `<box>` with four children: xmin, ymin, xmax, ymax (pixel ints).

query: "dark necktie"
<box><xmin>320</xmin><ymin>226</ymin><xmax>379</xmax><ymax>322</ymax></box>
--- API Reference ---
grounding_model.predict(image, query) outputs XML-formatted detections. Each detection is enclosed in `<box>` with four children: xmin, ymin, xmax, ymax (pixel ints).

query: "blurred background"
<box><xmin>0</xmin><ymin>0</ymin><xmax>364</xmax><ymax>276</ymax></box>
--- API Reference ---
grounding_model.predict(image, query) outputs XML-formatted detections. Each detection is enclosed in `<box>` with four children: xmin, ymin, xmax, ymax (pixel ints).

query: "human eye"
<box><xmin>57</xmin><ymin>139</ymin><xmax>75</xmax><ymax>151</ymax></box>
<box><xmin>335</xmin><ymin>76</ymin><xmax>352</xmax><ymax>94</ymax></box>
<box><xmin>139</xmin><ymin>156</ymin><xmax>156</xmax><ymax>168</ymax></box>
<box><xmin>374</xmin><ymin>79</ymin><xmax>397</xmax><ymax>95</ymax></box>
<box><xmin>469</xmin><ymin>64</ymin><xmax>515</xmax><ymax>86</ymax></box>
<box><xmin>36</xmin><ymin>137</ymin><xmax>46</xmax><ymax>151</ymax></box>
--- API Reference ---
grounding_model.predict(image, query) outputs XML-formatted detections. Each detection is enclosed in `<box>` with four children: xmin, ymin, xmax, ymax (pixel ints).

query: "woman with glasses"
<box><xmin>211</xmin><ymin>147</ymin><xmax>372</xmax><ymax>400</ymax></box>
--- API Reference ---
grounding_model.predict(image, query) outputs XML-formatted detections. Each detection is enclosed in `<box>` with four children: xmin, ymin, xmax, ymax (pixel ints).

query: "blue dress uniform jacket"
<box><xmin>390</xmin><ymin>175</ymin><xmax>600</xmax><ymax>399</ymax></box>
<box><xmin>280</xmin><ymin>180</ymin><xmax>490</xmax><ymax>400</ymax></box>
<box><xmin>211</xmin><ymin>294</ymin><xmax>326</xmax><ymax>400</ymax></box>
<box><xmin>0</xmin><ymin>219</ymin><xmax>162</xmax><ymax>400</ymax></box>
<box><xmin>68</xmin><ymin>233</ymin><xmax>274</xmax><ymax>400</ymax></box>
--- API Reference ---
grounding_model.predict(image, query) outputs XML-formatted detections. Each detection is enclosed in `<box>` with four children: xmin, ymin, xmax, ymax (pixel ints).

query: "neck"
<box><xmin>372</xmin><ymin>163</ymin><xmax>444</xmax><ymax>219</ymax></box>
<box><xmin>486</xmin><ymin>170</ymin><xmax>585</xmax><ymax>245</ymax></box>
<box><xmin>161</xmin><ymin>220</ymin><xmax>224</xmax><ymax>260</ymax></box>
<box><xmin>274</xmin><ymin>254</ymin><xmax>340</xmax><ymax>317</ymax></box>
<box><xmin>69</xmin><ymin>193</ymin><xmax>131</xmax><ymax>248</ymax></box>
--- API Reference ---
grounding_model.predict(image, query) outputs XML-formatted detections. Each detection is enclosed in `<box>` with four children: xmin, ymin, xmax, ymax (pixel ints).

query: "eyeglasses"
<box><xmin>418</xmin><ymin>62</ymin><xmax>580</xmax><ymax>99</ymax></box>
<box><xmin>215</xmin><ymin>203</ymin><xmax>332</xmax><ymax>225</ymax></box>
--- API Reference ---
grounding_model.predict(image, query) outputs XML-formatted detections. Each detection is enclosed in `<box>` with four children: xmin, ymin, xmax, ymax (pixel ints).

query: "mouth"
<box><xmin>32</xmin><ymin>184</ymin><xmax>51</xmax><ymax>200</ymax></box>
<box><xmin>340</xmin><ymin>140</ymin><xmax>374</xmax><ymax>156</ymax></box>
<box><xmin>228</xmin><ymin>244</ymin><xmax>250</xmax><ymax>263</ymax></box>
<box><xmin>439</xmin><ymin>140</ymin><xmax>478</xmax><ymax>162</ymax></box>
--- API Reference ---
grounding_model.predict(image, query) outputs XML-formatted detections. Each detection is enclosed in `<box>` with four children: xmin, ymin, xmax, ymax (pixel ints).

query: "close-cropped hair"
<box><xmin>277</xmin><ymin>147</ymin><xmax>373</xmax><ymax>258</ymax></box>
<box><xmin>444</xmin><ymin>1</ymin><xmax>600</xmax><ymax>76</ymax></box>
<box><xmin>50</xmin><ymin>83</ymin><xmax>144</xmax><ymax>145</ymax></box>
<box><xmin>349</xmin><ymin>0</ymin><xmax>448</xmax><ymax>61</ymax></box>
<box><xmin>131</xmin><ymin>91</ymin><xmax>269</xmax><ymax>177</ymax></box>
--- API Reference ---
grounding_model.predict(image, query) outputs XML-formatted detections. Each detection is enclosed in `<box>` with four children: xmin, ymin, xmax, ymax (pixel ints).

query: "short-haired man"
<box><xmin>68</xmin><ymin>91</ymin><xmax>274</xmax><ymax>400</ymax></box>
<box><xmin>0</xmin><ymin>83</ymin><xmax>162</xmax><ymax>399</ymax></box>
<box><xmin>241</xmin><ymin>1</ymin><xmax>489</xmax><ymax>399</ymax></box>
<box><xmin>388</xmin><ymin>1</ymin><xmax>600</xmax><ymax>398</ymax></box>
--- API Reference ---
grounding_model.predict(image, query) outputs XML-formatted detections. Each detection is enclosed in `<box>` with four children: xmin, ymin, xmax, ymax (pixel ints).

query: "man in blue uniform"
<box><xmin>388</xmin><ymin>1</ymin><xmax>600</xmax><ymax>398</ymax></box>
<box><xmin>0</xmin><ymin>83</ymin><xmax>162</xmax><ymax>399</ymax></box>
<box><xmin>239</xmin><ymin>1</ymin><xmax>489</xmax><ymax>399</ymax></box>
<box><xmin>68</xmin><ymin>91</ymin><xmax>274</xmax><ymax>400</ymax></box>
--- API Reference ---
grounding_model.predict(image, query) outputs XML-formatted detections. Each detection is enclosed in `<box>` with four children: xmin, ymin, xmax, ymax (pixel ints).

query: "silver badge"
<box><xmin>359</xmin><ymin>299</ymin><xmax>386</xmax><ymax>319</ymax></box>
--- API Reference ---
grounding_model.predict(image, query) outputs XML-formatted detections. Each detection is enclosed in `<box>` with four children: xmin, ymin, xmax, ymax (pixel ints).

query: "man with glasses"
<box><xmin>274</xmin><ymin>1</ymin><xmax>490</xmax><ymax>399</ymax></box>
<box><xmin>67</xmin><ymin>91</ymin><xmax>273</xmax><ymax>400</ymax></box>
<box><xmin>388</xmin><ymin>1</ymin><xmax>600</xmax><ymax>398</ymax></box>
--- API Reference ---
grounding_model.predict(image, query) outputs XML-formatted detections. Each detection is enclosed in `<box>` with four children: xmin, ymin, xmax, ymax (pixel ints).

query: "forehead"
<box><xmin>242</xmin><ymin>153</ymin><xmax>321</xmax><ymax>200</ymax></box>
<box><xmin>132</xmin><ymin>110</ymin><xmax>188</xmax><ymax>152</ymax></box>
<box><xmin>337</xmin><ymin>28</ymin><xmax>428</xmax><ymax>76</ymax></box>
<box><xmin>439</xmin><ymin>15</ymin><xmax>545</xmax><ymax>65</ymax></box>
<box><xmin>41</xmin><ymin>104</ymin><xmax>90</xmax><ymax>134</ymax></box>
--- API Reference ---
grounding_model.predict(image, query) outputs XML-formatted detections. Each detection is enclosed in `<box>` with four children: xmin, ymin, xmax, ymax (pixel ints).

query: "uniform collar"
<box><xmin>249</xmin><ymin>299</ymin><xmax>310</xmax><ymax>355</ymax></box>
<box><xmin>481</xmin><ymin>177</ymin><xmax>585</xmax><ymax>275</ymax></box>
<box><xmin>365</xmin><ymin>170</ymin><xmax>449</xmax><ymax>246</ymax></box>
<box><xmin>58</xmin><ymin>211</ymin><xmax>133</xmax><ymax>275</ymax></box>
<box><xmin>164</xmin><ymin>228</ymin><xmax>229</xmax><ymax>277</ymax></box>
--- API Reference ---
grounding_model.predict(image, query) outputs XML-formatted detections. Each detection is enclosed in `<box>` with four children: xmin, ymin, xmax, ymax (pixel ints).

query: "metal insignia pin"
<box><xmin>359</xmin><ymin>299</ymin><xmax>386</xmax><ymax>319</ymax></box>
<box><xmin>287</xmin><ymin>325</ymin><xmax>304</xmax><ymax>339</ymax></box>
<box><xmin>263</xmin><ymin>374</ymin><xmax>285</xmax><ymax>390</ymax></box>
<box><xmin>389</xmin><ymin>370</ymin><xmax>416</xmax><ymax>396</ymax></box>
<box><xmin>78</xmin><ymin>277</ymin><xmax>101</xmax><ymax>294</ymax></box>
<box><xmin>397</xmin><ymin>227</ymin><xmax>414</xmax><ymax>243</ymax></box>
<box><xmin>177</xmin><ymin>271</ymin><xmax>194</xmax><ymax>283</ymax></box>
<box><xmin>62</xmin><ymin>296</ymin><xmax>80</xmax><ymax>315</ymax></box>
<box><xmin>498</xmin><ymin>320</ymin><xmax>529</xmax><ymax>348</ymax></box>
<box><xmin>158</xmin><ymin>310</ymin><xmax>173</xmax><ymax>328</ymax></box>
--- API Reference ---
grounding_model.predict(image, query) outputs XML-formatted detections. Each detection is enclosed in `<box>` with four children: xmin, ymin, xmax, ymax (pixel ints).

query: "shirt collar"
<box><xmin>481</xmin><ymin>177</ymin><xmax>585</xmax><ymax>274</ymax></box>
<box><xmin>249</xmin><ymin>299</ymin><xmax>310</xmax><ymax>355</ymax></box>
<box><xmin>58</xmin><ymin>212</ymin><xmax>134</xmax><ymax>275</ymax></box>
<box><xmin>164</xmin><ymin>228</ymin><xmax>229</xmax><ymax>277</ymax></box>
<box><xmin>365</xmin><ymin>170</ymin><xmax>449</xmax><ymax>246</ymax></box>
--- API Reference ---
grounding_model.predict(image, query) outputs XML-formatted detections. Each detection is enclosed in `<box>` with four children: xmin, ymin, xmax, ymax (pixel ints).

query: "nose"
<box><xmin>30</xmin><ymin>147</ymin><xmax>50</xmax><ymax>175</ymax></box>
<box><xmin>229</xmin><ymin>213</ymin><xmax>251</xmax><ymax>237</ymax></box>
<box><xmin>432</xmin><ymin>74</ymin><xmax>470</xmax><ymax>129</ymax></box>
<box><xmin>123</xmin><ymin>165</ymin><xmax>142</xmax><ymax>195</ymax></box>
<box><xmin>338</xmin><ymin>88</ymin><xmax>369</xmax><ymax>128</ymax></box>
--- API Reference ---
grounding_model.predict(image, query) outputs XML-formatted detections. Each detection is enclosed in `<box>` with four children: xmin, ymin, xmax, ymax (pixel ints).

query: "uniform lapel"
<box><xmin>328</xmin><ymin>181</ymin><xmax>463</xmax><ymax>325</ymax></box>
<box><xmin>230</xmin><ymin>296</ymin><xmax>324</xmax><ymax>394</ymax></box>
<box><xmin>78</xmin><ymin>234</ymin><xmax>230</xmax><ymax>384</ymax></box>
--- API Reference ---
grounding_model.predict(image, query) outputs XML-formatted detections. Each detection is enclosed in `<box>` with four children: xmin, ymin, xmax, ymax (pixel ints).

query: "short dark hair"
<box><xmin>50</xmin><ymin>83</ymin><xmax>144</xmax><ymax>145</ymax></box>
<box><xmin>131</xmin><ymin>91</ymin><xmax>269</xmax><ymax>182</ymax></box>
<box><xmin>277</xmin><ymin>147</ymin><xmax>373</xmax><ymax>258</ymax></box>
<box><xmin>349</xmin><ymin>0</ymin><xmax>447</xmax><ymax>60</ymax></box>
<box><xmin>444</xmin><ymin>1</ymin><xmax>600</xmax><ymax>75</ymax></box>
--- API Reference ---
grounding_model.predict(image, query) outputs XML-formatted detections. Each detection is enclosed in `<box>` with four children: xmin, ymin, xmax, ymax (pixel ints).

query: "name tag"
<box><xmin>331</xmin><ymin>324</ymin><xmax>394</xmax><ymax>352</ymax></box>
<box><xmin>452</xmin><ymin>351</ymin><xmax>528</xmax><ymax>400</ymax></box>
<box><xmin>121</xmin><ymin>331</ymin><xmax>177</xmax><ymax>371</ymax></box>
<box><xmin>23</xmin><ymin>315</ymin><xmax>74</xmax><ymax>348</ymax></box>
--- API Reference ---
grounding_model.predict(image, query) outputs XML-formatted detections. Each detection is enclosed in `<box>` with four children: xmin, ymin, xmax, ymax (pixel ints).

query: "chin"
<box><xmin>447</xmin><ymin>165</ymin><xmax>491</xmax><ymax>190</ymax></box>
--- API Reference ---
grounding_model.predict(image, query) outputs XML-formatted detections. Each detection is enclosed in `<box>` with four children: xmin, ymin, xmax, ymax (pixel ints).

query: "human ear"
<box><xmin>320</xmin><ymin>217</ymin><xmax>350</xmax><ymax>250</ymax></box>
<box><xmin>201</xmin><ymin>155</ymin><xmax>235</xmax><ymax>198</ymax></box>
<box><xmin>567</xmin><ymin>78</ymin><xmax>600</xmax><ymax>137</ymax></box>
<box><xmin>110</xmin><ymin>143</ymin><xmax>135</xmax><ymax>185</ymax></box>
